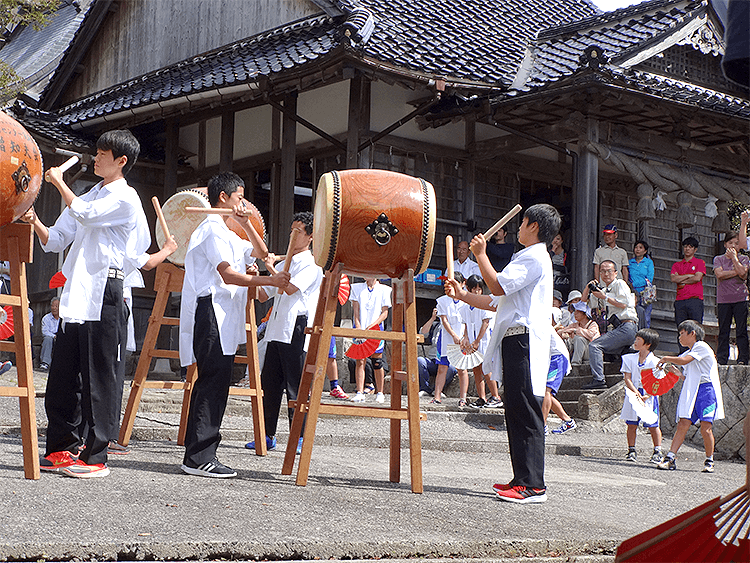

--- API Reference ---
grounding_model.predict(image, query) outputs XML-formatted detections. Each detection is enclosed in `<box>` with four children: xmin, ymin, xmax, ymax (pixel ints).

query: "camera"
<box><xmin>587</xmin><ymin>281</ymin><xmax>603</xmax><ymax>294</ymax></box>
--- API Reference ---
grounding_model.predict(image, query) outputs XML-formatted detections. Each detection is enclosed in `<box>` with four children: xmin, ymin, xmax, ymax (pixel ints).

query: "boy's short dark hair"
<box><xmin>97</xmin><ymin>130</ymin><xmax>140</xmax><ymax>176</ymax></box>
<box><xmin>635</xmin><ymin>328</ymin><xmax>659</xmax><ymax>351</ymax></box>
<box><xmin>466</xmin><ymin>274</ymin><xmax>484</xmax><ymax>291</ymax></box>
<box><xmin>678</xmin><ymin>319</ymin><xmax>705</xmax><ymax>341</ymax></box>
<box><xmin>207</xmin><ymin>172</ymin><xmax>244</xmax><ymax>207</ymax></box>
<box><xmin>453</xmin><ymin>271</ymin><xmax>465</xmax><ymax>285</ymax></box>
<box><xmin>293</xmin><ymin>211</ymin><xmax>314</xmax><ymax>235</ymax></box>
<box><xmin>524</xmin><ymin>204</ymin><xmax>561</xmax><ymax>246</ymax></box>
<box><xmin>681</xmin><ymin>236</ymin><xmax>699</xmax><ymax>249</ymax></box>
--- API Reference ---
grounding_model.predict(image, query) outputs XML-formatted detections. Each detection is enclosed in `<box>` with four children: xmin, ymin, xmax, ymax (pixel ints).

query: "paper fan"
<box><xmin>338</xmin><ymin>274</ymin><xmax>351</xmax><ymax>306</ymax></box>
<box><xmin>616</xmin><ymin>485</ymin><xmax>750</xmax><ymax>562</ymax></box>
<box><xmin>49</xmin><ymin>271</ymin><xmax>66</xmax><ymax>289</ymax></box>
<box><xmin>346</xmin><ymin>325</ymin><xmax>381</xmax><ymax>359</ymax></box>
<box><xmin>446</xmin><ymin>343</ymin><xmax>484</xmax><ymax>370</ymax></box>
<box><xmin>624</xmin><ymin>388</ymin><xmax>657</xmax><ymax>426</ymax></box>
<box><xmin>641</xmin><ymin>366</ymin><xmax>679</xmax><ymax>396</ymax></box>
<box><xmin>0</xmin><ymin>306</ymin><xmax>13</xmax><ymax>340</ymax></box>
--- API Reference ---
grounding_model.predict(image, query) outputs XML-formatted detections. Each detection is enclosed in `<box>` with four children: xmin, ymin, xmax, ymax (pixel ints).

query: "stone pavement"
<box><xmin>0</xmin><ymin>365</ymin><xmax>746</xmax><ymax>562</ymax></box>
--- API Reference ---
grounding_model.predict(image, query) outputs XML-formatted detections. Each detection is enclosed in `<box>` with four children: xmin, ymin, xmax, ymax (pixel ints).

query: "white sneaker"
<box><xmin>351</xmin><ymin>392</ymin><xmax>365</xmax><ymax>403</ymax></box>
<box><xmin>375</xmin><ymin>392</ymin><xmax>385</xmax><ymax>403</ymax></box>
<box><xmin>418</xmin><ymin>390</ymin><xmax>428</xmax><ymax>397</ymax></box>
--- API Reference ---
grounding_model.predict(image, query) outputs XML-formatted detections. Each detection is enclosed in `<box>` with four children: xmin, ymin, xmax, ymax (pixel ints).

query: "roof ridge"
<box><xmin>537</xmin><ymin>0</ymin><xmax>701</xmax><ymax>41</ymax></box>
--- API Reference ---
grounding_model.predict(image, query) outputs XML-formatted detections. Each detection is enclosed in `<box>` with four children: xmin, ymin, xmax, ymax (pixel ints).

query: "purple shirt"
<box><xmin>713</xmin><ymin>254</ymin><xmax>749</xmax><ymax>304</ymax></box>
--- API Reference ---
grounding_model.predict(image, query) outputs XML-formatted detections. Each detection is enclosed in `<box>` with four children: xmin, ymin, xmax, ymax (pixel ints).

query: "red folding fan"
<box><xmin>0</xmin><ymin>306</ymin><xmax>13</xmax><ymax>339</ymax></box>
<box><xmin>640</xmin><ymin>366</ymin><xmax>680</xmax><ymax>396</ymax></box>
<box><xmin>345</xmin><ymin>325</ymin><xmax>381</xmax><ymax>359</ymax></box>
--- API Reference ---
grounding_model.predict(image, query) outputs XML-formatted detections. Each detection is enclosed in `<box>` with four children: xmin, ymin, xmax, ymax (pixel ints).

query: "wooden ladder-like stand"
<box><xmin>0</xmin><ymin>223</ymin><xmax>39</xmax><ymax>479</ymax></box>
<box><xmin>282</xmin><ymin>264</ymin><xmax>425</xmax><ymax>493</ymax></box>
<box><xmin>118</xmin><ymin>261</ymin><xmax>268</xmax><ymax>455</ymax></box>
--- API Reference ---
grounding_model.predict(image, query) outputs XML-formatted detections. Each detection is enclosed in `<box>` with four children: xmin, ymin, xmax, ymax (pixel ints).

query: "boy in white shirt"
<box><xmin>656</xmin><ymin>320</ymin><xmax>724</xmax><ymax>473</ymax></box>
<box><xmin>447</xmin><ymin>204</ymin><xmax>560</xmax><ymax>504</ymax></box>
<box><xmin>247</xmin><ymin>212</ymin><xmax>323</xmax><ymax>455</ymax></box>
<box><xmin>179</xmin><ymin>172</ymin><xmax>288</xmax><ymax>478</ymax></box>
<box><xmin>350</xmin><ymin>278</ymin><xmax>392</xmax><ymax>404</ymax></box>
<box><xmin>24</xmin><ymin>130</ymin><xmax>149</xmax><ymax>478</ymax></box>
<box><xmin>620</xmin><ymin>328</ymin><xmax>663</xmax><ymax>464</ymax></box>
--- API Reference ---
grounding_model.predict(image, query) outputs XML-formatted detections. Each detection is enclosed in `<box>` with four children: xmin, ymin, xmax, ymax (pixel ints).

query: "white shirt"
<box><xmin>676</xmin><ymin>341</ymin><xmax>725</xmax><ymax>421</ymax></box>
<box><xmin>445</xmin><ymin>258</ymin><xmax>481</xmax><ymax>280</ymax></box>
<box><xmin>263</xmin><ymin>249</ymin><xmax>322</xmax><ymax>345</ymax></box>
<box><xmin>483</xmin><ymin>242</ymin><xmax>553</xmax><ymax>397</ymax></box>
<box><xmin>41</xmin><ymin>178</ymin><xmax>150</xmax><ymax>322</ymax></box>
<box><xmin>41</xmin><ymin>312</ymin><xmax>60</xmax><ymax>339</ymax></box>
<box><xmin>351</xmin><ymin>281</ymin><xmax>392</xmax><ymax>329</ymax></box>
<box><xmin>179</xmin><ymin>215</ymin><xmax>255</xmax><ymax>366</ymax></box>
<box><xmin>603</xmin><ymin>278</ymin><xmax>638</xmax><ymax>322</ymax></box>
<box><xmin>436</xmin><ymin>294</ymin><xmax>468</xmax><ymax>357</ymax></box>
<box><xmin>463</xmin><ymin>305</ymin><xmax>495</xmax><ymax>355</ymax></box>
<box><xmin>619</xmin><ymin>352</ymin><xmax>659</xmax><ymax>422</ymax></box>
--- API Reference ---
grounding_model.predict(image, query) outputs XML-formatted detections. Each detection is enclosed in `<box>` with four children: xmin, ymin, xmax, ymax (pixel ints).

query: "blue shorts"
<box><xmin>625</xmin><ymin>388</ymin><xmax>660</xmax><ymax>428</ymax></box>
<box><xmin>437</xmin><ymin>355</ymin><xmax>451</xmax><ymax>366</ymax></box>
<box><xmin>690</xmin><ymin>382</ymin><xmax>718</xmax><ymax>424</ymax></box>
<box><xmin>546</xmin><ymin>354</ymin><xmax>568</xmax><ymax>396</ymax></box>
<box><xmin>329</xmin><ymin>336</ymin><xmax>336</xmax><ymax>358</ymax></box>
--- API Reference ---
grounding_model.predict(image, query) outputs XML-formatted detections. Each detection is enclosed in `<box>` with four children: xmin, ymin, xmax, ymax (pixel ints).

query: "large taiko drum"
<box><xmin>155</xmin><ymin>188</ymin><xmax>265</xmax><ymax>266</ymax></box>
<box><xmin>0</xmin><ymin>112</ymin><xmax>43</xmax><ymax>226</ymax></box>
<box><xmin>313</xmin><ymin>169</ymin><xmax>436</xmax><ymax>279</ymax></box>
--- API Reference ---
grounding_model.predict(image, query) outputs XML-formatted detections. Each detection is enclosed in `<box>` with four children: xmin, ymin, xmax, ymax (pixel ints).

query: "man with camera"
<box><xmin>581</xmin><ymin>260</ymin><xmax>638</xmax><ymax>390</ymax></box>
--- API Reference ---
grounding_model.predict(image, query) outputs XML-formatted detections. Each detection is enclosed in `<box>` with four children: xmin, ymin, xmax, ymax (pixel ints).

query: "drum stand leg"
<box><xmin>0</xmin><ymin>224</ymin><xmax>39</xmax><ymax>479</ymax></box>
<box><xmin>284</xmin><ymin>267</ymin><xmax>424</xmax><ymax>493</ymax></box>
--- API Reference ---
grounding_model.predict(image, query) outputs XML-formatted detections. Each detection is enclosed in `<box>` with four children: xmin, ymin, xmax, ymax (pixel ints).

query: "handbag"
<box><xmin>640</xmin><ymin>279</ymin><xmax>657</xmax><ymax>305</ymax></box>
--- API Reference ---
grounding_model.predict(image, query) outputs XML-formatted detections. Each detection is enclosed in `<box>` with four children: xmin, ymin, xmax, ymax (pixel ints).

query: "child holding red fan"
<box><xmin>656</xmin><ymin>320</ymin><xmax>725</xmax><ymax>473</ymax></box>
<box><xmin>620</xmin><ymin>328</ymin><xmax>663</xmax><ymax>464</ymax></box>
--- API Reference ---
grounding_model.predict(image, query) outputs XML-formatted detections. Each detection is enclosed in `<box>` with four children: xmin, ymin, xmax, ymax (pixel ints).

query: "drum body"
<box><xmin>156</xmin><ymin>188</ymin><xmax>265</xmax><ymax>266</ymax></box>
<box><xmin>313</xmin><ymin>169</ymin><xmax>436</xmax><ymax>278</ymax></box>
<box><xmin>0</xmin><ymin>112</ymin><xmax>43</xmax><ymax>226</ymax></box>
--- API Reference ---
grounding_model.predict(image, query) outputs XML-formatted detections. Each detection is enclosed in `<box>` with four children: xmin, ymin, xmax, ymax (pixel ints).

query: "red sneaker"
<box><xmin>62</xmin><ymin>460</ymin><xmax>110</xmax><ymax>479</ymax></box>
<box><xmin>494</xmin><ymin>485</ymin><xmax>547</xmax><ymax>504</ymax></box>
<box><xmin>492</xmin><ymin>482</ymin><xmax>513</xmax><ymax>493</ymax></box>
<box><xmin>329</xmin><ymin>386</ymin><xmax>349</xmax><ymax>399</ymax></box>
<box><xmin>40</xmin><ymin>450</ymin><xmax>78</xmax><ymax>472</ymax></box>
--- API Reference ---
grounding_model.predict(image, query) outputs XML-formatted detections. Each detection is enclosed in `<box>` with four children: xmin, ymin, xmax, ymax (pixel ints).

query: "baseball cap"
<box><xmin>602</xmin><ymin>224</ymin><xmax>617</xmax><ymax>233</ymax></box>
<box><xmin>567</xmin><ymin>290</ymin><xmax>582</xmax><ymax>303</ymax></box>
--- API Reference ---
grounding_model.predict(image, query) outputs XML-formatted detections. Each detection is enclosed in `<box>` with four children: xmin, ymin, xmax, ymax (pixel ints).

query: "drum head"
<box><xmin>312</xmin><ymin>172</ymin><xmax>336</xmax><ymax>271</ymax></box>
<box><xmin>155</xmin><ymin>189</ymin><xmax>210</xmax><ymax>266</ymax></box>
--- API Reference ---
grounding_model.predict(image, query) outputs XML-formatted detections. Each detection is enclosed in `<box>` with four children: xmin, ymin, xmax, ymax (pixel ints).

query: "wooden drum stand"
<box><xmin>117</xmin><ymin>261</ymin><xmax>268</xmax><ymax>455</ymax></box>
<box><xmin>0</xmin><ymin>223</ymin><xmax>39</xmax><ymax>479</ymax></box>
<box><xmin>282</xmin><ymin>264</ymin><xmax>425</xmax><ymax>493</ymax></box>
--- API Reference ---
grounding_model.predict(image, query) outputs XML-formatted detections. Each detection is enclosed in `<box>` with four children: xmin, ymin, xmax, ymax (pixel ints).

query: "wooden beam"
<box><xmin>347</xmin><ymin>75</ymin><xmax>364</xmax><ymax>168</ymax></box>
<box><xmin>220</xmin><ymin>110</ymin><xmax>235</xmax><ymax>172</ymax></box>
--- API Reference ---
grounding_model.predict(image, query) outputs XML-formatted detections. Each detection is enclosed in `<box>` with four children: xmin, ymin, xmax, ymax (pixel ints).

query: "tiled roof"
<box><xmin>10</xmin><ymin>102</ymin><xmax>95</xmax><ymax>149</ymax></box>
<box><xmin>51</xmin><ymin>0</ymin><xmax>600</xmax><ymax>127</ymax></box>
<box><xmin>0</xmin><ymin>0</ymin><xmax>93</xmax><ymax>99</ymax></box>
<box><xmin>519</xmin><ymin>0</ymin><xmax>708</xmax><ymax>90</ymax></box>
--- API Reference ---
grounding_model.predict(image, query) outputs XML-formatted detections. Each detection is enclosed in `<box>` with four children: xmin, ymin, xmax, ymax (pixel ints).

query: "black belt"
<box><xmin>107</xmin><ymin>268</ymin><xmax>124</xmax><ymax>280</ymax></box>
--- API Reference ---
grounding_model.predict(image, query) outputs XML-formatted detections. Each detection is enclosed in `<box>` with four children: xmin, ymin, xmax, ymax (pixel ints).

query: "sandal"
<box><xmin>429</xmin><ymin>398</ymin><xmax>442</xmax><ymax>404</ymax></box>
<box><xmin>364</xmin><ymin>384</ymin><xmax>376</xmax><ymax>395</ymax></box>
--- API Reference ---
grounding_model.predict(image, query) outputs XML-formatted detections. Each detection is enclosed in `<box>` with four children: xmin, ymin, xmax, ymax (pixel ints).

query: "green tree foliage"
<box><xmin>0</xmin><ymin>0</ymin><xmax>60</xmax><ymax>100</ymax></box>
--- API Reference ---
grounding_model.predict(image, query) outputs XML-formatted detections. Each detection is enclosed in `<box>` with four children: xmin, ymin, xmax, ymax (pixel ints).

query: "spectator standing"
<box><xmin>629</xmin><ymin>240</ymin><xmax>655</xmax><ymax>329</ymax></box>
<box><xmin>39</xmin><ymin>297</ymin><xmax>60</xmax><ymax>371</ymax></box>
<box><xmin>549</xmin><ymin>233</ymin><xmax>570</xmax><ymax>298</ymax></box>
<box><xmin>670</xmin><ymin>236</ymin><xmax>705</xmax><ymax>352</ymax></box>
<box><xmin>446</xmin><ymin>240</ymin><xmax>481</xmax><ymax>280</ymax></box>
<box><xmin>581</xmin><ymin>259</ymin><xmax>638</xmax><ymax>389</ymax></box>
<box><xmin>593</xmin><ymin>224</ymin><xmax>629</xmax><ymax>283</ymax></box>
<box><xmin>713</xmin><ymin>231</ymin><xmax>749</xmax><ymax>365</ymax></box>
<box><xmin>486</xmin><ymin>226</ymin><xmax>515</xmax><ymax>273</ymax></box>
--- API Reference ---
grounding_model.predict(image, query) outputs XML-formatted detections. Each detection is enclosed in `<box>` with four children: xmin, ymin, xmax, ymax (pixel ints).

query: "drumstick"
<box><xmin>445</xmin><ymin>235</ymin><xmax>454</xmax><ymax>280</ymax></box>
<box><xmin>184</xmin><ymin>207</ymin><xmax>233</xmax><ymax>215</ymax></box>
<box><xmin>283</xmin><ymin>228</ymin><xmax>301</xmax><ymax>273</ymax></box>
<box><xmin>44</xmin><ymin>155</ymin><xmax>80</xmax><ymax>182</ymax></box>
<box><xmin>151</xmin><ymin>196</ymin><xmax>171</xmax><ymax>240</ymax></box>
<box><xmin>484</xmin><ymin>204</ymin><xmax>523</xmax><ymax>239</ymax></box>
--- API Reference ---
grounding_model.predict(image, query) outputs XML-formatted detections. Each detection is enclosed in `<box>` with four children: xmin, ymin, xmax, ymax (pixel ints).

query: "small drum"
<box><xmin>0</xmin><ymin>112</ymin><xmax>43</xmax><ymax>226</ymax></box>
<box><xmin>313</xmin><ymin>169</ymin><xmax>436</xmax><ymax>278</ymax></box>
<box><xmin>156</xmin><ymin>188</ymin><xmax>265</xmax><ymax>267</ymax></box>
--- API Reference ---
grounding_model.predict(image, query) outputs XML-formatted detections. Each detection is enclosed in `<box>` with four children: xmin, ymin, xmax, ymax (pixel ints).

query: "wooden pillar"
<box><xmin>573</xmin><ymin>117</ymin><xmax>599</xmax><ymax>289</ymax></box>
<box><xmin>269</xmin><ymin>107</ymin><xmax>282</xmax><ymax>248</ymax></box>
<box><xmin>278</xmin><ymin>92</ymin><xmax>297</xmax><ymax>248</ymax></box>
<box><xmin>164</xmin><ymin>118</ymin><xmax>179</xmax><ymax>197</ymax></box>
<box><xmin>346</xmin><ymin>75</ymin><xmax>369</xmax><ymax>169</ymax></box>
<box><xmin>220</xmin><ymin>110</ymin><xmax>235</xmax><ymax>173</ymax></box>
<box><xmin>464</xmin><ymin>117</ymin><xmax>476</xmax><ymax>240</ymax></box>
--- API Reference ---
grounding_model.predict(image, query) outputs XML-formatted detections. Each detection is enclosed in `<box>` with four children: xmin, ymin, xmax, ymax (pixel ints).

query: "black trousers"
<box><xmin>111</xmin><ymin>300</ymin><xmax>131</xmax><ymax>441</ymax></box>
<box><xmin>717</xmin><ymin>301</ymin><xmax>749</xmax><ymax>364</ymax></box>
<box><xmin>261</xmin><ymin>315</ymin><xmax>307</xmax><ymax>438</ymax></box>
<box><xmin>45</xmin><ymin>277</ymin><xmax>125</xmax><ymax>465</ymax></box>
<box><xmin>674</xmin><ymin>297</ymin><xmax>704</xmax><ymax>353</ymax></box>
<box><xmin>183</xmin><ymin>296</ymin><xmax>234</xmax><ymax>467</ymax></box>
<box><xmin>501</xmin><ymin>333</ymin><xmax>545</xmax><ymax>490</ymax></box>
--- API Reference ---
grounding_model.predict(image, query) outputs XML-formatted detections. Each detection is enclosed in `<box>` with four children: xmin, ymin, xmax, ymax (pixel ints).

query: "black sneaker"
<box><xmin>657</xmin><ymin>456</ymin><xmax>676</xmax><ymax>471</ymax></box>
<box><xmin>702</xmin><ymin>459</ymin><xmax>715</xmax><ymax>473</ymax></box>
<box><xmin>470</xmin><ymin>398</ymin><xmax>486</xmax><ymax>409</ymax></box>
<box><xmin>181</xmin><ymin>458</ymin><xmax>237</xmax><ymax>478</ymax></box>
<box><xmin>582</xmin><ymin>379</ymin><xmax>607</xmax><ymax>390</ymax></box>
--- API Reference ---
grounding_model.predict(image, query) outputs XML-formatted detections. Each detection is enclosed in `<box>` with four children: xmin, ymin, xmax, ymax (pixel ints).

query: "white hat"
<box><xmin>567</xmin><ymin>290</ymin><xmax>583</xmax><ymax>304</ymax></box>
